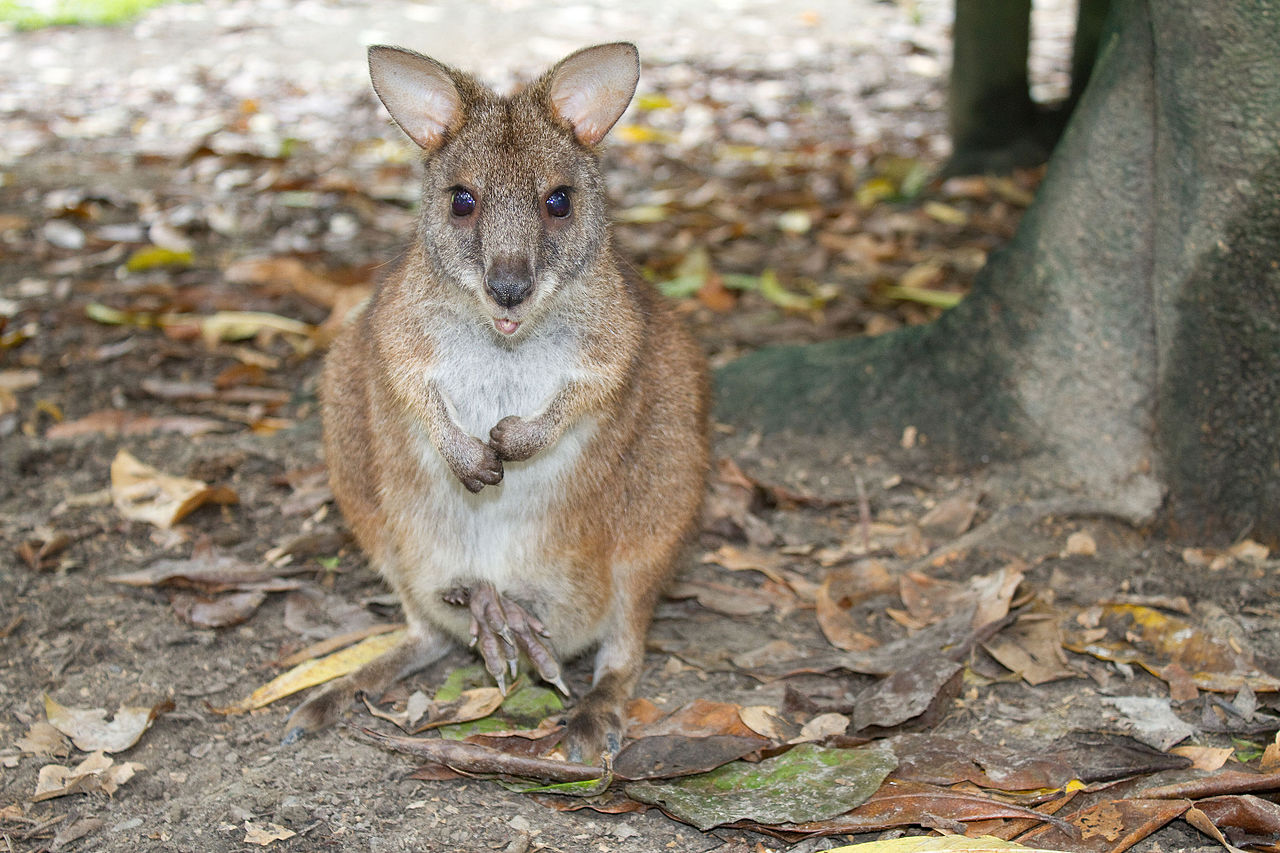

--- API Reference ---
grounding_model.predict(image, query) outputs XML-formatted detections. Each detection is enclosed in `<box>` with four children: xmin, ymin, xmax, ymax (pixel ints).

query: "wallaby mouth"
<box><xmin>494</xmin><ymin>318</ymin><xmax>520</xmax><ymax>335</ymax></box>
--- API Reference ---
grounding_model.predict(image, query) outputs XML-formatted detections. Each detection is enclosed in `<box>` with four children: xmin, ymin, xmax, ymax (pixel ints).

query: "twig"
<box><xmin>349</xmin><ymin>725</ymin><xmax>603</xmax><ymax>783</ymax></box>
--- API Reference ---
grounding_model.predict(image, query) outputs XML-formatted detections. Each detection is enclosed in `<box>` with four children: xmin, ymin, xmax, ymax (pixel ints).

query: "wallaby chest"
<box><xmin>425</xmin><ymin>310</ymin><xmax>582</xmax><ymax>439</ymax></box>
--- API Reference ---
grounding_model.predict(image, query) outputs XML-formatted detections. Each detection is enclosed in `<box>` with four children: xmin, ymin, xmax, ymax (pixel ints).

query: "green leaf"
<box><xmin>435</xmin><ymin>676</ymin><xmax>564</xmax><ymax>740</ymax></box>
<box><xmin>624</xmin><ymin>742</ymin><xmax>896</xmax><ymax>830</ymax></box>
<box><xmin>758</xmin><ymin>269</ymin><xmax>814</xmax><ymax>312</ymax></box>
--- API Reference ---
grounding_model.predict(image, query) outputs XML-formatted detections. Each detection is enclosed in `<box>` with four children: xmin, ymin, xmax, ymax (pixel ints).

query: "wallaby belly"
<box><xmin>385</xmin><ymin>325</ymin><xmax>602</xmax><ymax>652</ymax></box>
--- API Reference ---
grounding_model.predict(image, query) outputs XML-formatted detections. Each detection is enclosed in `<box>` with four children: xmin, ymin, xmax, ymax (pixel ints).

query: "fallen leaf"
<box><xmin>614</xmin><ymin>734</ymin><xmax>769</xmax><ymax>781</ymax></box>
<box><xmin>33</xmin><ymin>751</ymin><xmax>144</xmax><ymax>801</ymax></box>
<box><xmin>1170</xmin><ymin>745</ymin><xmax>1235</xmax><ymax>772</ymax></box>
<box><xmin>1014</xmin><ymin>798</ymin><xmax>1189</xmax><ymax>852</ymax></box>
<box><xmin>1195</xmin><ymin>795</ymin><xmax>1280</xmax><ymax>847</ymax></box>
<box><xmin>632</xmin><ymin>700</ymin><xmax>761</xmax><ymax>740</ymax></box>
<box><xmin>983</xmin><ymin>614</ymin><xmax>1077</xmax><ymax>685</ymax></box>
<box><xmin>109</xmin><ymin>547</ymin><xmax>304</xmax><ymax>592</ymax></box>
<box><xmin>794</xmin><ymin>712</ymin><xmax>849</xmax><ymax>743</ymax></box>
<box><xmin>16</xmin><ymin>721</ymin><xmax>69</xmax><ymax>757</ymax></box>
<box><xmin>50</xmin><ymin>816</ymin><xmax>104</xmax><ymax>849</ymax></box>
<box><xmin>47</xmin><ymin>410</ymin><xmax>231</xmax><ymax>439</ymax></box>
<box><xmin>413</xmin><ymin>687</ymin><xmax>505</xmax><ymax>732</ymax></box>
<box><xmin>701</xmin><ymin>545</ymin><xmax>788</xmax><ymax>584</ymax></box>
<box><xmin>43</xmin><ymin>695</ymin><xmax>171</xmax><ymax>753</ymax></box>
<box><xmin>816</xmin><ymin>561</ymin><xmax>894</xmax><ymax>651</ymax></box>
<box><xmin>771</xmin><ymin>780</ymin><xmax>1072</xmax><ymax>840</ymax></box>
<box><xmin>1261</xmin><ymin>731</ymin><xmax>1280</xmax><ymax>772</ymax></box>
<box><xmin>214</xmin><ymin>629</ymin><xmax>405</xmax><ymax>713</ymax></box>
<box><xmin>1064</xmin><ymin>604</ymin><xmax>1280</xmax><ymax>693</ymax></box>
<box><xmin>625</xmin><ymin>742</ymin><xmax>897</xmax><ymax>831</ymax></box>
<box><xmin>110</xmin><ymin>449</ymin><xmax>238</xmax><ymax>528</ymax></box>
<box><xmin>667</xmin><ymin>579</ymin><xmax>777</xmax><ymax>616</ymax></box>
<box><xmin>276</xmin><ymin>622</ymin><xmax>404</xmax><ymax>668</ymax></box>
<box><xmin>918</xmin><ymin>494</ymin><xmax>979</xmax><ymax>540</ymax></box>
<box><xmin>1102</xmin><ymin>696</ymin><xmax>1194</xmax><ymax>751</ymax></box>
<box><xmin>1141</xmin><ymin>769</ymin><xmax>1280</xmax><ymax>800</ymax></box>
<box><xmin>244</xmin><ymin>821</ymin><xmax>296</xmax><ymax>846</ymax></box>
<box><xmin>1064</xmin><ymin>530</ymin><xmax>1097</xmax><ymax>556</ymax></box>
<box><xmin>898</xmin><ymin>565</ymin><xmax>1023</xmax><ymax>632</ymax></box>
<box><xmin>738</xmin><ymin>706</ymin><xmax>799</xmax><ymax>742</ymax></box>
<box><xmin>850</xmin><ymin>655</ymin><xmax>963</xmax><ymax>733</ymax></box>
<box><xmin>170</xmin><ymin>589</ymin><xmax>268</xmax><ymax>628</ymax></box>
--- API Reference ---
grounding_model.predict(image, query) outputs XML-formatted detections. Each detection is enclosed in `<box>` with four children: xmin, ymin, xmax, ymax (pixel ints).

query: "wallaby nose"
<box><xmin>485</xmin><ymin>258</ymin><xmax>534</xmax><ymax>308</ymax></box>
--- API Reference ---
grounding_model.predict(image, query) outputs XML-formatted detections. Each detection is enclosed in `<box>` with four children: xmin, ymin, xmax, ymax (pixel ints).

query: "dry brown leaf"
<box><xmin>816</xmin><ymin>560</ymin><xmax>894</xmax><ymax>651</ymax></box>
<box><xmin>110</xmin><ymin>449</ymin><xmax>237</xmax><ymax>528</ymax></box>
<box><xmin>16</xmin><ymin>721</ymin><xmax>69</xmax><ymax>757</ymax></box>
<box><xmin>1064</xmin><ymin>530</ymin><xmax>1097</xmax><ymax>556</ymax></box>
<box><xmin>983</xmin><ymin>614</ymin><xmax>1077</xmax><ymax>686</ymax></box>
<box><xmin>414</xmin><ymin>687</ymin><xmax>505</xmax><ymax>732</ymax></box>
<box><xmin>244</xmin><ymin>821</ymin><xmax>296</xmax><ymax>846</ymax></box>
<box><xmin>667</xmin><ymin>579</ymin><xmax>778</xmax><ymax>616</ymax></box>
<box><xmin>46</xmin><ymin>410</ymin><xmax>229</xmax><ymax>439</ymax></box>
<box><xmin>43</xmin><ymin>694</ymin><xmax>171</xmax><ymax>753</ymax></box>
<box><xmin>170</xmin><ymin>589</ymin><xmax>268</xmax><ymax>628</ymax></box>
<box><xmin>738</xmin><ymin>706</ymin><xmax>799</xmax><ymax>742</ymax></box>
<box><xmin>918</xmin><ymin>494</ymin><xmax>979</xmax><ymax>540</ymax></box>
<box><xmin>1261</xmin><ymin>731</ymin><xmax>1280</xmax><ymax>772</ymax></box>
<box><xmin>793</xmin><ymin>712</ymin><xmax>849</xmax><ymax>743</ymax></box>
<box><xmin>1169</xmin><ymin>745</ymin><xmax>1235</xmax><ymax>772</ymax></box>
<box><xmin>701</xmin><ymin>544</ymin><xmax>788</xmax><ymax>584</ymax></box>
<box><xmin>32</xmin><ymin>751</ymin><xmax>144</xmax><ymax>801</ymax></box>
<box><xmin>633</xmin><ymin>699</ymin><xmax>760</xmax><ymax>740</ymax></box>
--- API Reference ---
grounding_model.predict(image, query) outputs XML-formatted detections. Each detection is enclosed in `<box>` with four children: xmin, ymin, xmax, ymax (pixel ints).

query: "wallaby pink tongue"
<box><xmin>495</xmin><ymin>318</ymin><xmax>519</xmax><ymax>335</ymax></box>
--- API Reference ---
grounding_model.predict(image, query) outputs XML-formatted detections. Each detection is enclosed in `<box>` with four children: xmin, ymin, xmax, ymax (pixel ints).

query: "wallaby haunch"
<box><xmin>286</xmin><ymin>42</ymin><xmax>710</xmax><ymax>761</ymax></box>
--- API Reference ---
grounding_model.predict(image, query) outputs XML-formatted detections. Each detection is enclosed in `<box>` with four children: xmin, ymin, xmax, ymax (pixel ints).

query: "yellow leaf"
<box><xmin>635</xmin><ymin>93</ymin><xmax>673</xmax><ymax>111</ymax></box>
<box><xmin>615</xmin><ymin>125</ymin><xmax>677</xmax><ymax>144</ymax></box>
<box><xmin>214</xmin><ymin>629</ymin><xmax>405</xmax><ymax>714</ymax></box>
<box><xmin>923</xmin><ymin>200</ymin><xmax>969</xmax><ymax>225</ymax></box>
<box><xmin>880</xmin><ymin>285</ymin><xmax>963</xmax><ymax>309</ymax></box>
<box><xmin>124</xmin><ymin>246</ymin><xmax>193</xmax><ymax>273</ymax></box>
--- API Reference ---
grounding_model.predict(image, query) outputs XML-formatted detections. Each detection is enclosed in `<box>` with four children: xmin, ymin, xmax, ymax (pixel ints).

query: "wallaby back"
<box><xmin>298</xmin><ymin>43</ymin><xmax>709</xmax><ymax>762</ymax></box>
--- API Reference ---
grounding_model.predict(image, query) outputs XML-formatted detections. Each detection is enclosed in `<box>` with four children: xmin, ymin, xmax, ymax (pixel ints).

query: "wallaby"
<box><xmin>286</xmin><ymin>42</ymin><xmax>710</xmax><ymax>761</ymax></box>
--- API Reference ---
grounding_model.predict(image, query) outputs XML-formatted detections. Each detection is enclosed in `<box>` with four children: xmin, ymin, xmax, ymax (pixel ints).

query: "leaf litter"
<box><xmin>3</xmin><ymin>4</ymin><xmax>1278</xmax><ymax>849</ymax></box>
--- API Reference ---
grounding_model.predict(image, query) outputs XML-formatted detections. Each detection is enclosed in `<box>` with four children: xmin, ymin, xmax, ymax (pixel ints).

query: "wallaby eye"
<box><xmin>545</xmin><ymin>188</ymin><xmax>572</xmax><ymax>219</ymax></box>
<box><xmin>450</xmin><ymin>188</ymin><xmax>476</xmax><ymax>217</ymax></box>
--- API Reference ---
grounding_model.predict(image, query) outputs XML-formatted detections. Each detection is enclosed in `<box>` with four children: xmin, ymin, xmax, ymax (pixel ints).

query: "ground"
<box><xmin>3</xmin><ymin>1</ymin><xmax>1279</xmax><ymax>852</ymax></box>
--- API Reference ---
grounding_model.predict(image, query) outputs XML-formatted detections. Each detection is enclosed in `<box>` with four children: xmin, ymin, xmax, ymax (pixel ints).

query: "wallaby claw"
<box><xmin>281</xmin><ymin>725</ymin><xmax>306</xmax><ymax>746</ymax></box>
<box><xmin>459</xmin><ymin>582</ymin><xmax>567</xmax><ymax>696</ymax></box>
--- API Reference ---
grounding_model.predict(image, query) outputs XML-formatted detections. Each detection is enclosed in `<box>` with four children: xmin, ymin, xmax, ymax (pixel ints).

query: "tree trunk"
<box><xmin>716</xmin><ymin>0</ymin><xmax>1280</xmax><ymax>546</ymax></box>
<box><xmin>947</xmin><ymin>0</ymin><xmax>1040</xmax><ymax>173</ymax></box>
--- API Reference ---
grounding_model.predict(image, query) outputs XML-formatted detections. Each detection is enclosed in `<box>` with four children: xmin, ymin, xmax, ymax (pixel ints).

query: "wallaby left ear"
<box><xmin>545</xmin><ymin>42</ymin><xmax>640</xmax><ymax>146</ymax></box>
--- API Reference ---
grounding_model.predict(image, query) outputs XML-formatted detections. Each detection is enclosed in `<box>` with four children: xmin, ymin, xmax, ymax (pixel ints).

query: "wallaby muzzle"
<box><xmin>485</xmin><ymin>257</ymin><xmax>534</xmax><ymax>308</ymax></box>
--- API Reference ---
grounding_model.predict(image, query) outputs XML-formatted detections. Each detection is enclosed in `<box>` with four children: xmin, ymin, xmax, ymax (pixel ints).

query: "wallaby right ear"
<box><xmin>368</xmin><ymin>46</ymin><xmax>463</xmax><ymax>151</ymax></box>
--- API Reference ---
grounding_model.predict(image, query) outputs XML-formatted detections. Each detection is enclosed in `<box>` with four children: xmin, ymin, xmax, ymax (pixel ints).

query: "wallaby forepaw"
<box><xmin>451</xmin><ymin>436</ymin><xmax>504</xmax><ymax>491</ymax></box>
<box><xmin>563</xmin><ymin>706</ymin><xmax>623</xmax><ymax>765</ymax></box>
<box><xmin>489</xmin><ymin>415</ymin><xmax>543</xmax><ymax>462</ymax></box>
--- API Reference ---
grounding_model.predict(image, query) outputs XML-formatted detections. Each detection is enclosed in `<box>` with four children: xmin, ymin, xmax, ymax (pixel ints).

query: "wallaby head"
<box><xmin>368</xmin><ymin>43</ymin><xmax>640</xmax><ymax>338</ymax></box>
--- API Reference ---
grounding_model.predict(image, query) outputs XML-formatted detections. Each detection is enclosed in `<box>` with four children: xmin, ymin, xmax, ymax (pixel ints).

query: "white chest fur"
<box><xmin>396</xmin><ymin>311</ymin><xmax>595</xmax><ymax>600</ymax></box>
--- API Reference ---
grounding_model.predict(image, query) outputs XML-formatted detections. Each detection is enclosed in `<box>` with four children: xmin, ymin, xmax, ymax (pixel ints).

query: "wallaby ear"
<box><xmin>546</xmin><ymin>43</ymin><xmax>640</xmax><ymax>146</ymax></box>
<box><xmin>368</xmin><ymin>45</ymin><xmax>463</xmax><ymax>151</ymax></box>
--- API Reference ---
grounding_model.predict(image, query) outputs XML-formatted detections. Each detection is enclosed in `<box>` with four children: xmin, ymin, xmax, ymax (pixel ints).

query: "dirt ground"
<box><xmin>4</xmin><ymin>1</ymin><xmax>1280</xmax><ymax>852</ymax></box>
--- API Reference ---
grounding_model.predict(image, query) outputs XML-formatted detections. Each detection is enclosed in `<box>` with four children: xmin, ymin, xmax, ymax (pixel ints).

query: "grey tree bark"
<box><xmin>946</xmin><ymin>0</ymin><xmax>1113</xmax><ymax>174</ymax></box>
<box><xmin>716</xmin><ymin>0</ymin><xmax>1280</xmax><ymax>545</ymax></box>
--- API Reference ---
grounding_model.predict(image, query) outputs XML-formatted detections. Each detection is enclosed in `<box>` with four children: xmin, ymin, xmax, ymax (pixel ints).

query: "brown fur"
<box><xmin>288</xmin><ymin>43</ymin><xmax>709</xmax><ymax>761</ymax></box>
